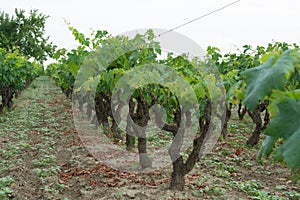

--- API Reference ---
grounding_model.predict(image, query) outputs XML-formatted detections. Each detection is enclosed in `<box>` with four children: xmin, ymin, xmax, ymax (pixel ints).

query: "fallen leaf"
<box><xmin>235</xmin><ymin>147</ymin><xmax>243</xmax><ymax>156</ymax></box>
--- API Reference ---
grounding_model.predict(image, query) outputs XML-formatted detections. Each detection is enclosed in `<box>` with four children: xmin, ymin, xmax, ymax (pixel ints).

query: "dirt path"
<box><xmin>0</xmin><ymin>76</ymin><xmax>299</xmax><ymax>200</ymax></box>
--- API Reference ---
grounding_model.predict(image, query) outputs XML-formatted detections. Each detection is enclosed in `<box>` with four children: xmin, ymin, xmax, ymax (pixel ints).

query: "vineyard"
<box><xmin>1</xmin><ymin>9</ymin><xmax>300</xmax><ymax>200</ymax></box>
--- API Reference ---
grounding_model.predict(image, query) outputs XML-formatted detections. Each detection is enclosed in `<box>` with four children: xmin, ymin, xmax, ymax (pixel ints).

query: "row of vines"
<box><xmin>207</xmin><ymin>43</ymin><xmax>300</xmax><ymax>173</ymax></box>
<box><xmin>0</xmin><ymin>48</ymin><xmax>43</xmax><ymax>113</ymax></box>
<box><xmin>46</xmin><ymin>26</ymin><xmax>300</xmax><ymax>190</ymax></box>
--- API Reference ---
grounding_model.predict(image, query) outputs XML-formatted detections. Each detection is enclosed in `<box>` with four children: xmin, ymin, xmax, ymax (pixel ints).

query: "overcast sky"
<box><xmin>1</xmin><ymin>0</ymin><xmax>300</xmax><ymax>54</ymax></box>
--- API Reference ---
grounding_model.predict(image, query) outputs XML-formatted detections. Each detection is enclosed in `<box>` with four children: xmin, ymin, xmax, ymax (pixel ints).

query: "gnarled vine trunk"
<box><xmin>247</xmin><ymin>101</ymin><xmax>269</xmax><ymax>146</ymax></box>
<box><xmin>221</xmin><ymin>103</ymin><xmax>232</xmax><ymax>139</ymax></box>
<box><xmin>169</xmin><ymin>100</ymin><xmax>212</xmax><ymax>190</ymax></box>
<box><xmin>94</xmin><ymin>92</ymin><xmax>122</xmax><ymax>140</ymax></box>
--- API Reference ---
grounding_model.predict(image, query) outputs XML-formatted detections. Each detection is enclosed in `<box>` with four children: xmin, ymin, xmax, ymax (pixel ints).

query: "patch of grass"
<box><xmin>45</xmin><ymin>183</ymin><xmax>67</xmax><ymax>194</ymax></box>
<box><xmin>228</xmin><ymin>179</ymin><xmax>282</xmax><ymax>199</ymax></box>
<box><xmin>0</xmin><ymin>176</ymin><xmax>15</xmax><ymax>200</ymax></box>
<box><xmin>35</xmin><ymin>166</ymin><xmax>60</xmax><ymax>179</ymax></box>
<box><xmin>283</xmin><ymin>190</ymin><xmax>300</xmax><ymax>200</ymax></box>
<box><xmin>204</xmin><ymin>185</ymin><xmax>227</xmax><ymax>198</ymax></box>
<box><xmin>32</xmin><ymin>155</ymin><xmax>56</xmax><ymax>167</ymax></box>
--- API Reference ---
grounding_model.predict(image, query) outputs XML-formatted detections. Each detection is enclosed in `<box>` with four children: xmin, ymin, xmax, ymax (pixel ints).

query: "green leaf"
<box><xmin>68</xmin><ymin>61</ymin><xmax>79</xmax><ymax>76</ymax></box>
<box><xmin>260</xmin><ymin>51</ymin><xmax>280</xmax><ymax>63</ymax></box>
<box><xmin>265</xmin><ymin>98</ymin><xmax>300</xmax><ymax>139</ymax></box>
<box><xmin>194</xmin><ymin>83</ymin><xmax>206</xmax><ymax>99</ymax></box>
<box><xmin>268</xmin><ymin>90</ymin><xmax>300</xmax><ymax>116</ymax></box>
<box><xmin>242</xmin><ymin>50</ymin><xmax>296</xmax><ymax>111</ymax></box>
<box><xmin>264</xmin><ymin>97</ymin><xmax>300</xmax><ymax>171</ymax></box>
<box><xmin>274</xmin><ymin>128</ymin><xmax>300</xmax><ymax>172</ymax></box>
<box><xmin>258</xmin><ymin>136</ymin><xmax>276</xmax><ymax>161</ymax></box>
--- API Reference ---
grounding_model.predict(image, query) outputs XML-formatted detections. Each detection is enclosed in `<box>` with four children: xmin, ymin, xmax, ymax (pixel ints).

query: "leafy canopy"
<box><xmin>0</xmin><ymin>9</ymin><xmax>56</xmax><ymax>62</ymax></box>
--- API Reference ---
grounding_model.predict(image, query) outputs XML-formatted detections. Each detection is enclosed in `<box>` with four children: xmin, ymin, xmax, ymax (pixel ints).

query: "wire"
<box><xmin>155</xmin><ymin>0</ymin><xmax>241</xmax><ymax>38</ymax></box>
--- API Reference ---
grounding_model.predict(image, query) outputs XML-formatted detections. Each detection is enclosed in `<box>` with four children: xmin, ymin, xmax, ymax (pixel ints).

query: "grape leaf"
<box><xmin>262</xmin><ymin>97</ymin><xmax>300</xmax><ymax>171</ymax></box>
<box><xmin>242</xmin><ymin>50</ymin><xmax>295</xmax><ymax>111</ymax></box>
<box><xmin>265</xmin><ymin>98</ymin><xmax>300</xmax><ymax>139</ymax></box>
<box><xmin>258</xmin><ymin>136</ymin><xmax>276</xmax><ymax>161</ymax></box>
<box><xmin>274</xmin><ymin>128</ymin><xmax>300</xmax><ymax>172</ymax></box>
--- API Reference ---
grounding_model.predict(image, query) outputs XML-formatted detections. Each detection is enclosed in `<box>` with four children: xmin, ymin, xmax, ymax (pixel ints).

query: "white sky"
<box><xmin>1</xmin><ymin>0</ymin><xmax>300</xmax><ymax>55</ymax></box>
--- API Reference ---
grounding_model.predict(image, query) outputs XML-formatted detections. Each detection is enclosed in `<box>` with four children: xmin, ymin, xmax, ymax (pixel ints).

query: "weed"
<box><xmin>0</xmin><ymin>176</ymin><xmax>15</xmax><ymax>200</ymax></box>
<box><xmin>35</xmin><ymin>166</ymin><xmax>60</xmax><ymax>179</ymax></box>
<box><xmin>32</xmin><ymin>155</ymin><xmax>56</xmax><ymax>167</ymax></box>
